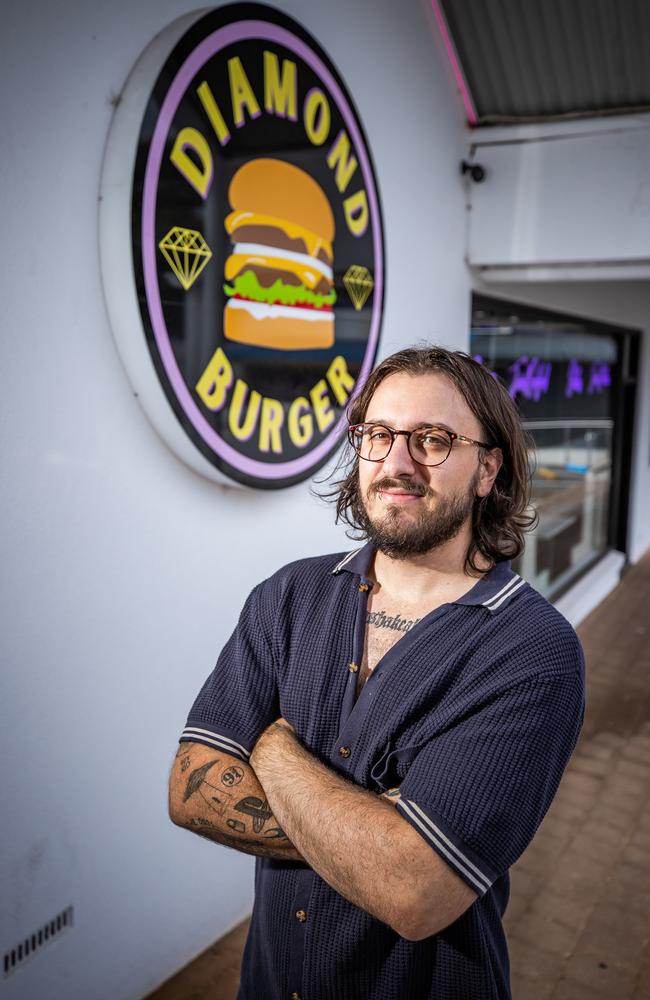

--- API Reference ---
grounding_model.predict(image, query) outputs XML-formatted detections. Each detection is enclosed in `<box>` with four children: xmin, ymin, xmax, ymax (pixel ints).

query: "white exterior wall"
<box><xmin>0</xmin><ymin>2</ymin><xmax>471</xmax><ymax>998</ymax></box>
<box><xmin>467</xmin><ymin>115</ymin><xmax>650</xmax><ymax>271</ymax></box>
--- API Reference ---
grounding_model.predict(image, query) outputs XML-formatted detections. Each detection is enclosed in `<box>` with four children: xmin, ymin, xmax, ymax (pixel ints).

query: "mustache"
<box><xmin>369</xmin><ymin>477</ymin><xmax>433</xmax><ymax>499</ymax></box>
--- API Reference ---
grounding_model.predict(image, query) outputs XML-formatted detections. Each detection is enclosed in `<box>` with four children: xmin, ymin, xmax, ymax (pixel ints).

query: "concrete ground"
<box><xmin>148</xmin><ymin>551</ymin><xmax>650</xmax><ymax>1000</ymax></box>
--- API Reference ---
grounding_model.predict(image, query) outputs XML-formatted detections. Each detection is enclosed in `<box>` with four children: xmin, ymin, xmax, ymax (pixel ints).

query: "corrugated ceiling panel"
<box><xmin>439</xmin><ymin>0</ymin><xmax>650</xmax><ymax>123</ymax></box>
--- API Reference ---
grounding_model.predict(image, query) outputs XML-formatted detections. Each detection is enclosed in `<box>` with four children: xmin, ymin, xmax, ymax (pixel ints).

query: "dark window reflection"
<box><xmin>471</xmin><ymin>300</ymin><xmax>618</xmax><ymax>601</ymax></box>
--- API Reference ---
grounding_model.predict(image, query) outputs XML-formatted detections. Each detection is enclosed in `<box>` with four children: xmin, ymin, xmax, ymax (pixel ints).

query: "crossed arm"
<box><xmin>168</xmin><ymin>720</ymin><xmax>477</xmax><ymax>940</ymax></box>
<box><xmin>169</xmin><ymin>737</ymin><xmax>305</xmax><ymax>862</ymax></box>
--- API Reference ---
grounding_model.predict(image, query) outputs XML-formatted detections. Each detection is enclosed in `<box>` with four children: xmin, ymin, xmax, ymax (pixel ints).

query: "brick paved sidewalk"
<box><xmin>506</xmin><ymin>552</ymin><xmax>650</xmax><ymax>1000</ymax></box>
<box><xmin>149</xmin><ymin>552</ymin><xmax>650</xmax><ymax>1000</ymax></box>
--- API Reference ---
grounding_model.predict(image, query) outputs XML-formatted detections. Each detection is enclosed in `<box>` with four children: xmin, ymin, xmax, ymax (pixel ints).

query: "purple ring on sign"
<box><xmin>142</xmin><ymin>19</ymin><xmax>383</xmax><ymax>479</ymax></box>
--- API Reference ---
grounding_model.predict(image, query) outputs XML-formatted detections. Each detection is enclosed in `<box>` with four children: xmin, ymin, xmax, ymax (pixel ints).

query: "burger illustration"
<box><xmin>223</xmin><ymin>158</ymin><xmax>336</xmax><ymax>350</ymax></box>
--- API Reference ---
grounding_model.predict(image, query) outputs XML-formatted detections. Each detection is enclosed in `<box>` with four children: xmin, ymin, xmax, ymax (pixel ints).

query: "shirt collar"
<box><xmin>332</xmin><ymin>542</ymin><xmax>526</xmax><ymax>613</ymax></box>
<box><xmin>332</xmin><ymin>542</ymin><xmax>375</xmax><ymax>581</ymax></box>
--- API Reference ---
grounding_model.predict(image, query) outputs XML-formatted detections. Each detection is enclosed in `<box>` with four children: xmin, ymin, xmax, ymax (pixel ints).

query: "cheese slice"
<box><xmin>225</xmin><ymin>210</ymin><xmax>333</xmax><ymax>264</ymax></box>
<box><xmin>225</xmin><ymin>248</ymin><xmax>331</xmax><ymax>290</ymax></box>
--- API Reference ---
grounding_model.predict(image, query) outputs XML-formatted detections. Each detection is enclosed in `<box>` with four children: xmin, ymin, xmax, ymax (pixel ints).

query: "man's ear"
<box><xmin>476</xmin><ymin>448</ymin><xmax>503</xmax><ymax>498</ymax></box>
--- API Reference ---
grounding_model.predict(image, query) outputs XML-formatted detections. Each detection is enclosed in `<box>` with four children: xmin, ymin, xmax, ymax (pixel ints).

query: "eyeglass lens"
<box><xmin>351</xmin><ymin>425</ymin><xmax>453</xmax><ymax>465</ymax></box>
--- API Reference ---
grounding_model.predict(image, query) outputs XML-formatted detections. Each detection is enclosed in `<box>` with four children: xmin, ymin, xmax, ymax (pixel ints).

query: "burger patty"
<box><xmin>233</xmin><ymin>264</ymin><xmax>332</xmax><ymax>297</ymax></box>
<box><xmin>230</xmin><ymin>225</ymin><xmax>332</xmax><ymax>266</ymax></box>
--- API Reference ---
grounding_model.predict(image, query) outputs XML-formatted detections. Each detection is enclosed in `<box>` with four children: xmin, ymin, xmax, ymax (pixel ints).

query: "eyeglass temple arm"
<box><xmin>455</xmin><ymin>433</ymin><xmax>494</xmax><ymax>449</ymax></box>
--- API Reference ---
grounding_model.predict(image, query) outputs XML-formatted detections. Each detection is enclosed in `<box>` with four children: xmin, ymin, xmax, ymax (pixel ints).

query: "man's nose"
<box><xmin>381</xmin><ymin>433</ymin><xmax>418</xmax><ymax>475</ymax></box>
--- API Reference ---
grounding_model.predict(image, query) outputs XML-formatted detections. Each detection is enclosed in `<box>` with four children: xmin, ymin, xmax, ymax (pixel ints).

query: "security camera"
<box><xmin>460</xmin><ymin>160</ymin><xmax>486</xmax><ymax>183</ymax></box>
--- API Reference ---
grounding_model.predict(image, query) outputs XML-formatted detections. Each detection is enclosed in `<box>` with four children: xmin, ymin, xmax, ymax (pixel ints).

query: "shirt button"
<box><xmin>358</xmin><ymin>583</ymin><xmax>369</xmax><ymax>592</ymax></box>
<box><xmin>338</xmin><ymin>746</ymin><xmax>351</xmax><ymax>758</ymax></box>
<box><xmin>295</xmin><ymin>909</ymin><xmax>307</xmax><ymax>922</ymax></box>
<box><xmin>348</xmin><ymin>662</ymin><xmax>359</xmax><ymax>673</ymax></box>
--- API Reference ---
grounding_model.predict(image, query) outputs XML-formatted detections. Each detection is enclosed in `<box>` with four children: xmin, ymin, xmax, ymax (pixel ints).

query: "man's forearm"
<box><xmin>169</xmin><ymin>741</ymin><xmax>305</xmax><ymax>862</ymax></box>
<box><xmin>250</xmin><ymin>722</ymin><xmax>427</xmax><ymax>935</ymax></box>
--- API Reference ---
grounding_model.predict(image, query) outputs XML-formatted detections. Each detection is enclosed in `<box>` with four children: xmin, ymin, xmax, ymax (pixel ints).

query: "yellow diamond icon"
<box><xmin>343</xmin><ymin>265</ymin><xmax>374</xmax><ymax>311</ymax></box>
<box><xmin>159</xmin><ymin>226</ymin><xmax>212</xmax><ymax>291</ymax></box>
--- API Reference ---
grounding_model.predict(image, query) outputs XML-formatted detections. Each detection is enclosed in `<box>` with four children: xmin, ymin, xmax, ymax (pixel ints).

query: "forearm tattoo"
<box><xmin>179</xmin><ymin>749</ymin><xmax>291</xmax><ymax>853</ymax></box>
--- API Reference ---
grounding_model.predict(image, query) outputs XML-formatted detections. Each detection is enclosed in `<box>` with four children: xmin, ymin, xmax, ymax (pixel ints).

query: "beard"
<box><xmin>356</xmin><ymin>473</ymin><xmax>479</xmax><ymax>560</ymax></box>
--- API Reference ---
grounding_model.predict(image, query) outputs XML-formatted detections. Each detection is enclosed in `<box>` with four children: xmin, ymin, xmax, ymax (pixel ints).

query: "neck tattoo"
<box><xmin>366</xmin><ymin>610</ymin><xmax>421</xmax><ymax>633</ymax></box>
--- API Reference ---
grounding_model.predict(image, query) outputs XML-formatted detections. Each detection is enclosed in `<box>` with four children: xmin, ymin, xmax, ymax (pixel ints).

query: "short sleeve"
<box><xmin>179</xmin><ymin>583</ymin><xmax>279</xmax><ymax>763</ymax></box>
<box><xmin>397</xmin><ymin>669</ymin><xmax>585</xmax><ymax>897</ymax></box>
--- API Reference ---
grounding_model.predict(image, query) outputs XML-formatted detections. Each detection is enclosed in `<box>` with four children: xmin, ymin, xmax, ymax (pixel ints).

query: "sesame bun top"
<box><xmin>228</xmin><ymin>158</ymin><xmax>335</xmax><ymax>245</ymax></box>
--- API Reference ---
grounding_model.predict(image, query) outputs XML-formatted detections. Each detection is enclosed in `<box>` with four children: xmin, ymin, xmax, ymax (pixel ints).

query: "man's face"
<box><xmin>356</xmin><ymin>371</ymin><xmax>494</xmax><ymax>560</ymax></box>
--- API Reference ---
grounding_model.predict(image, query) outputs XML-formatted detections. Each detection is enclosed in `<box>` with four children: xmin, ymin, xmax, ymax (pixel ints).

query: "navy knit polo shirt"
<box><xmin>180</xmin><ymin>544</ymin><xmax>585</xmax><ymax>1000</ymax></box>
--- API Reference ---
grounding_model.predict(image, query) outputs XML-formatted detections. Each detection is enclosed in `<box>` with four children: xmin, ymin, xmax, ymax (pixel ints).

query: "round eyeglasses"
<box><xmin>348</xmin><ymin>423</ymin><xmax>493</xmax><ymax>467</ymax></box>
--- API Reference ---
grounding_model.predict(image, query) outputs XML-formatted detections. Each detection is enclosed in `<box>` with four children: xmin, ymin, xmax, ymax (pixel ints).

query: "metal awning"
<box><xmin>434</xmin><ymin>0</ymin><xmax>650</xmax><ymax>125</ymax></box>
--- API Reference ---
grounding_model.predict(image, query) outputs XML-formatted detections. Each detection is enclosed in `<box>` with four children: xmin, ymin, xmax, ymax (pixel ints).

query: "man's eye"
<box><xmin>420</xmin><ymin>431</ymin><xmax>448</xmax><ymax>447</ymax></box>
<box><xmin>368</xmin><ymin>429</ymin><xmax>389</xmax><ymax>441</ymax></box>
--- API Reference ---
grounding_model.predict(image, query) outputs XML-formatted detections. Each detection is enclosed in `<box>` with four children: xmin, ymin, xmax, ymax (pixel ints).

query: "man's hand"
<box><xmin>254</xmin><ymin>717</ymin><xmax>295</xmax><ymax>741</ymax></box>
<box><xmin>168</xmin><ymin>740</ymin><xmax>304</xmax><ymax>862</ymax></box>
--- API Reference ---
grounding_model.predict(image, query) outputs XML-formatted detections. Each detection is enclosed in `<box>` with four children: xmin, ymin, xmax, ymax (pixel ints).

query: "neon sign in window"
<box><xmin>473</xmin><ymin>355</ymin><xmax>612</xmax><ymax>402</ymax></box>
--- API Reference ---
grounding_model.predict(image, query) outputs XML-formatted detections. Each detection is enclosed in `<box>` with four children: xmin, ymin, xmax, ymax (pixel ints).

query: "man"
<box><xmin>169</xmin><ymin>346</ymin><xmax>585</xmax><ymax>1000</ymax></box>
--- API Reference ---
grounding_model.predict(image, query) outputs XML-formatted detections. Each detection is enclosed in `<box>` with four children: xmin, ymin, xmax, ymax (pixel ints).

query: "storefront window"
<box><xmin>471</xmin><ymin>298</ymin><xmax>621</xmax><ymax>601</ymax></box>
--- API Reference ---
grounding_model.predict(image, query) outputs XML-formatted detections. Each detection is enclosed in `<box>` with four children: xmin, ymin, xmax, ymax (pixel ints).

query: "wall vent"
<box><xmin>3</xmin><ymin>906</ymin><xmax>74</xmax><ymax>977</ymax></box>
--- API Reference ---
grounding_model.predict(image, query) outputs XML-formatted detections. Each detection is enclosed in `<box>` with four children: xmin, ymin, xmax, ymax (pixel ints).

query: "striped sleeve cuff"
<box><xmin>179</xmin><ymin>723</ymin><xmax>251</xmax><ymax>763</ymax></box>
<box><xmin>397</xmin><ymin>797</ymin><xmax>497</xmax><ymax>897</ymax></box>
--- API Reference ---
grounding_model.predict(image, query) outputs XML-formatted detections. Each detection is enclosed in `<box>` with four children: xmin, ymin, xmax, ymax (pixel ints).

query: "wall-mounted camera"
<box><xmin>460</xmin><ymin>160</ymin><xmax>486</xmax><ymax>183</ymax></box>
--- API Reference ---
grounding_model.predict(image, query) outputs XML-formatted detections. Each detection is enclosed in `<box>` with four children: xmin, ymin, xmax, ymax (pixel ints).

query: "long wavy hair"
<box><xmin>323</xmin><ymin>346</ymin><xmax>538</xmax><ymax>575</ymax></box>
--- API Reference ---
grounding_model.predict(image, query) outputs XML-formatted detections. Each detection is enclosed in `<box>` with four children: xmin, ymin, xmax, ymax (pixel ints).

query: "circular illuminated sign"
<box><xmin>100</xmin><ymin>3</ymin><xmax>385</xmax><ymax>488</ymax></box>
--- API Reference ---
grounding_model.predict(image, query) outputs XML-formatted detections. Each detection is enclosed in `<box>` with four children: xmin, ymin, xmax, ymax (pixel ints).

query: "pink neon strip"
<box><xmin>430</xmin><ymin>0</ymin><xmax>478</xmax><ymax>125</ymax></box>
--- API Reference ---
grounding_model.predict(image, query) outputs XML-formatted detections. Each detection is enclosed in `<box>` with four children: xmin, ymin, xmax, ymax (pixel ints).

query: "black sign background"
<box><xmin>132</xmin><ymin>3</ymin><xmax>385</xmax><ymax>488</ymax></box>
